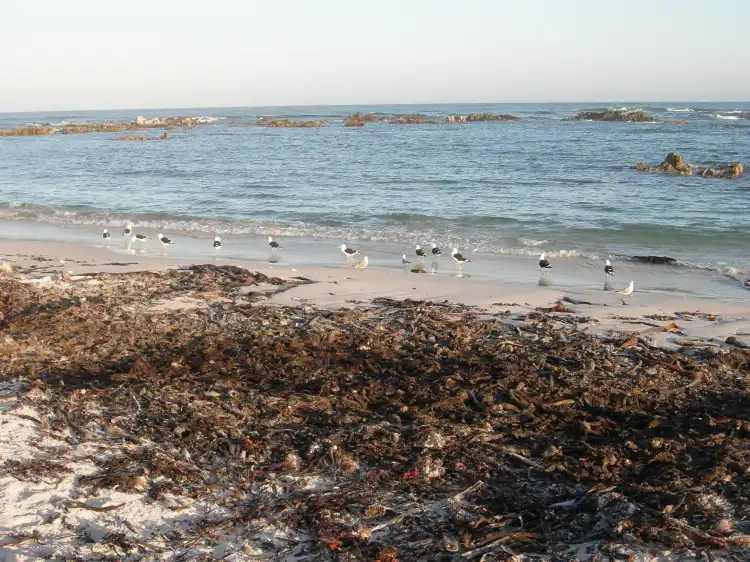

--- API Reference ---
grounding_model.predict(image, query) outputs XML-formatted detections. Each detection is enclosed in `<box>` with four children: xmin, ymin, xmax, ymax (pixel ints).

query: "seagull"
<box><xmin>340</xmin><ymin>244</ymin><xmax>359</xmax><ymax>264</ymax></box>
<box><xmin>268</xmin><ymin>236</ymin><xmax>281</xmax><ymax>249</ymax></box>
<box><xmin>539</xmin><ymin>253</ymin><xmax>552</xmax><ymax>270</ymax></box>
<box><xmin>431</xmin><ymin>243</ymin><xmax>442</xmax><ymax>257</ymax></box>
<box><xmin>415</xmin><ymin>245</ymin><xmax>426</xmax><ymax>258</ymax></box>
<box><xmin>605</xmin><ymin>259</ymin><xmax>614</xmax><ymax>276</ymax></box>
<box><xmin>131</xmin><ymin>234</ymin><xmax>150</xmax><ymax>250</ymax></box>
<box><xmin>618</xmin><ymin>281</ymin><xmax>635</xmax><ymax>295</ymax></box>
<box><xmin>401</xmin><ymin>254</ymin><xmax>411</xmax><ymax>266</ymax></box>
<box><xmin>122</xmin><ymin>223</ymin><xmax>132</xmax><ymax>237</ymax></box>
<box><xmin>158</xmin><ymin>233</ymin><xmax>174</xmax><ymax>247</ymax></box>
<box><xmin>451</xmin><ymin>248</ymin><xmax>471</xmax><ymax>268</ymax></box>
<box><xmin>102</xmin><ymin>229</ymin><xmax>110</xmax><ymax>244</ymax></box>
<box><xmin>214</xmin><ymin>236</ymin><xmax>222</xmax><ymax>249</ymax></box>
<box><xmin>355</xmin><ymin>256</ymin><xmax>369</xmax><ymax>269</ymax></box>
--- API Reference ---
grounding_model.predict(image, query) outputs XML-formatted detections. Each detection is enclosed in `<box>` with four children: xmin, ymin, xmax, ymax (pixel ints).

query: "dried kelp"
<box><xmin>1</xmin><ymin>265</ymin><xmax>750</xmax><ymax>559</ymax></box>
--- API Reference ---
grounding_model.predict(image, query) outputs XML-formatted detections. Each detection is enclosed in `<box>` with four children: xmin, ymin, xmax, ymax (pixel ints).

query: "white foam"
<box><xmin>715</xmin><ymin>114</ymin><xmax>740</xmax><ymax>120</ymax></box>
<box><xmin>666</xmin><ymin>108</ymin><xmax>694</xmax><ymax>113</ymax></box>
<box><xmin>518</xmin><ymin>237</ymin><xmax>551</xmax><ymax>246</ymax></box>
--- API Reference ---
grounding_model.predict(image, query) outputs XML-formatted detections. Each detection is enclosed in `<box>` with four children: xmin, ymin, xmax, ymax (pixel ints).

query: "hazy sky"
<box><xmin>2</xmin><ymin>0</ymin><xmax>749</xmax><ymax>111</ymax></box>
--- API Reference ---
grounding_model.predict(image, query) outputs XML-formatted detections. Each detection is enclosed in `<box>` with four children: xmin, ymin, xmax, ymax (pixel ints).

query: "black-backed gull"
<box><xmin>539</xmin><ymin>253</ymin><xmax>552</xmax><ymax>270</ymax></box>
<box><xmin>605</xmin><ymin>260</ymin><xmax>614</xmax><ymax>276</ymax></box>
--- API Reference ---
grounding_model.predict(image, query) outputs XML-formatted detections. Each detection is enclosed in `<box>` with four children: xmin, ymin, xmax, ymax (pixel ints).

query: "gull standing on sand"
<box><xmin>415</xmin><ymin>245</ymin><xmax>426</xmax><ymax>259</ymax></box>
<box><xmin>132</xmin><ymin>233</ymin><xmax>150</xmax><ymax>251</ymax></box>
<box><xmin>431</xmin><ymin>243</ymin><xmax>442</xmax><ymax>257</ymax></box>
<box><xmin>539</xmin><ymin>253</ymin><xmax>552</xmax><ymax>270</ymax></box>
<box><xmin>401</xmin><ymin>254</ymin><xmax>411</xmax><ymax>266</ymax></box>
<box><xmin>102</xmin><ymin>229</ymin><xmax>110</xmax><ymax>245</ymax></box>
<box><xmin>214</xmin><ymin>236</ymin><xmax>222</xmax><ymax>250</ymax></box>
<box><xmin>451</xmin><ymin>248</ymin><xmax>471</xmax><ymax>269</ymax></box>
<box><xmin>605</xmin><ymin>260</ymin><xmax>614</xmax><ymax>276</ymax></box>
<box><xmin>123</xmin><ymin>223</ymin><xmax>133</xmax><ymax>238</ymax></box>
<box><xmin>340</xmin><ymin>244</ymin><xmax>359</xmax><ymax>264</ymax></box>
<box><xmin>268</xmin><ymin>236</ymin><xmax>281</xmax><ymax>249</ymax></box>
<box><xmin>618</xmin><ymin>281</ymin><xmax>635</xmax><ymax>296</ymax></box>
<box><xmin>158</xmin><ymin>233</ymin><xmax>174</xmax><ymax>255</ymax></box>
<box><xmin>355</xmin><ymin>256</ymin><xmax>369</xmax><ymax>269</ymax></box>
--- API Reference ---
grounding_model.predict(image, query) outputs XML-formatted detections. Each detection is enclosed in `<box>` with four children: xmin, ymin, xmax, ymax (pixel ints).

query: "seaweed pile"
<box><xmin>2</xmin><ymin>265</ymin><xmax>750</xmax><ymax>559</ymax></box>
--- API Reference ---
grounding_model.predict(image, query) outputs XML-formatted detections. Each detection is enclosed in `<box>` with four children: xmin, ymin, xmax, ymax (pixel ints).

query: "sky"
<box><xmin>1</xmin><ymin>0</ymin><xmax>749</xmax><ymax>111</ymax></box>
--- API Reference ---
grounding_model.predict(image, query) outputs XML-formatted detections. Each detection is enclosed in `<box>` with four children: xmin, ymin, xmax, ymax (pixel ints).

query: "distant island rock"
<box><xmin>566</xmin><ymin>109</ymin><xmax>657</xmax><ymax>122</ymax></box>
<box><xmin>114</xmin><ymin>132</ymin><xmax>172</xmax><ymax>141</ymax></box>
<box><xmin>0</xmin><ymin>126</ymin><xmax>54</xmax><ymax>137</ymax></box>
<box><xmin>343</xmin><ymin>112</ymin><xmax>521</xmax><ymax>126</ymax></box>
<box><xmin>1</xmin><ymin>117</ymin><xmax>221</xmax><ymax>137</ymax></box>
<box><xmin>636</xmin><ymin>152</ymin><xmax>743</xmax><ymax>179</ymax></box>
<box><xmin>252</xmin><ymin>118</ymin><xmax>326</xmax><ymax>128</ymax></box>
<box><xmin>135</xmin><ymin>116</ymin><xmax>221</xmax><ymax>128</ymax></box>
<box><xmin>448</xmin><ymin>113</ymin><xmax>520</xmax><ymax>123</ymax></box>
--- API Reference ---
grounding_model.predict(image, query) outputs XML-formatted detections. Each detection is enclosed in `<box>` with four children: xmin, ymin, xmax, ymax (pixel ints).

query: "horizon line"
<box><xmin>2</xmin><ymin>100</ymin><xmax>749</xmax><ymax>115</ymax></box>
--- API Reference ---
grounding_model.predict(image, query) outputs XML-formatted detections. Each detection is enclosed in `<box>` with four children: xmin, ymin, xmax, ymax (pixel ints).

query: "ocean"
<box><xmin>0</xmin><ymin>102</ymin><xmax>748</xmax><ymax>296</ymax></box>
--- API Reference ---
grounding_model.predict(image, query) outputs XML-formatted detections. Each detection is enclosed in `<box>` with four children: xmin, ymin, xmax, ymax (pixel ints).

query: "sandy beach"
<box><xmin>1</xmin><ymin>239</ymin><xmax>750</xmax><ymax>561</ymax></box>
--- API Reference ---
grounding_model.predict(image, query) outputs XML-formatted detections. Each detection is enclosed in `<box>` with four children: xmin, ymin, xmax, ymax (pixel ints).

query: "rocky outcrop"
<box><xmin>636</xmin><ymin>152</ymin><xmax>744</xmax><ymax>179</ymax></box>
<box><xmin>135</xmin><ymin>116</ymin><xmax>220</xmax><ymax>128</ymax></box>
<box><xmin>114</xmin><ymin>132</ymin><xmax>171</xmax><ymax>141</ymax></box>
<box><xmin>465</xmin><ymin>113</ymin><xmax>520</xmax><ymax>122</ymax></box>
<box><xmin>343</xmin><ymin>117</ymin><xmax>365</xmax><ymax>127</ymax></box>
<box><xmin>0</xmin><ymin>126</ymin><xmax>54</xmax><ymax>136</ymax></box>
<box><xmin>253</xmin><ymin>118</ymin><xmax>326</xmax><ymax>128</ymax></box>
<box><xmin>567</xmin><ymin>109</ymin><xmax>657</xmax><ymax>122</ymax></box>
<box><xmin>384</xmin><ymin>113</ymin><xmax>442</xmax><ymax>124</ymax></box>
<box><xmin>61</xmin><ymin>123</ymin><xmax>129</xmax><ymax>134</ymax></box>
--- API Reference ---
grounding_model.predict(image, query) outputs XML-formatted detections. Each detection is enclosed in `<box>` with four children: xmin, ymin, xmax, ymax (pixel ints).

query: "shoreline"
<box><xmin>0</xmin><ymin>254</ymin><xmax>748</xmax><ymax>560</ymax></box>
<box><xmin>0</xmin><ymin>220</ymin><xmax>749</xmax><ymax>306</ymax></box>
<box><xmin>2</xmin><ymin>237</ymin><xmax>750</xmax><ymax>346</ymax></box>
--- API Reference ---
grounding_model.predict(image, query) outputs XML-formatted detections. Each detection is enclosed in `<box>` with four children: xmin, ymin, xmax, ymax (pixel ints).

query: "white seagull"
<box><xmin>539</xmin><ymin>253</ymin><xmax>552</xmax><ymax>270</ymax></box>
<box><xmin>415</xmin><ymin>245</ymin><xmax>426</xmax><ymax>258</ymax></box>
<box><xmin>618</xmin><ymin>281</ymin><xmax>635</xmax><ymax>295</ymax></box>
<box><xmin>605</xmin><ymin>259</ymin><xmax>614</xmax><ymax>276</ymax></box>
<box><xmin>102</xmin><ymin>229</ymin><xmax>111</xmax><ymax>243</ymax></box>
<box><xmin>122</xmin><ymin>223</ymin><xmax>132</xmax><ymax>237</ymax></box>
<box><xmin>401</xmin><ymin>254</ymin><xmax>411</xmax><ymax>266</ymax></box>
<box><xmin>431</xmin><ymin>243</ymin><xmax>442</xmax><ymax>257</ymax></box>
<box><xmin>268</xmin><ymin>236</ymin><xmax>281</xmax><ymax>249</ymax></box>
<box><xmin>214</xmin><ymin>236</ymin><xmax>222</xmax><ymax>249</ymax></box>
<box><xmin>451</xmin><ymin>248</ymin><xmax>471</xmax><ymax>268</ymax></box>
<box><xmin>355</xmin><ymin>256</ymin><xmax>369</xmax><ymax>269</ymax></box>
<box><xmin>340</xmin><ymin>244</ymin><xmax>360</xmax><ymax>263</ymax></box>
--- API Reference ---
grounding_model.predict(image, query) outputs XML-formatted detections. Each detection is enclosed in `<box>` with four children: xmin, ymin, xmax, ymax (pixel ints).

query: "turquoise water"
<box><xmin>0</xmin><ymin>103</ymin><xmax>748</xmax><ymax>275</ymax></box>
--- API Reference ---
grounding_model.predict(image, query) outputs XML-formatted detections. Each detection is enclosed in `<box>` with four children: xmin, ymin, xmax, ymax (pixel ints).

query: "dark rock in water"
<box><xmin>565</xmin><ymin>109</ymin><xmax>656</xmax><ymax>122</ymax></box>
<box><xmin>632</xmin><ymin>255</ymin><xmax>677</xmax><ymax>264</ymax></box>
<box><xmin>635</xmin><ymin>153</ymin><xmax>743</xmax><ymax>179</ymax></box>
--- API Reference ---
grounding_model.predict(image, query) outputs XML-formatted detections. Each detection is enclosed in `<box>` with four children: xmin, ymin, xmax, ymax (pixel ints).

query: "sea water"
<box><xmin>0</xmin><ymin>102</ymin><xmax>748</xmax><ymax>299</ymax></box>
